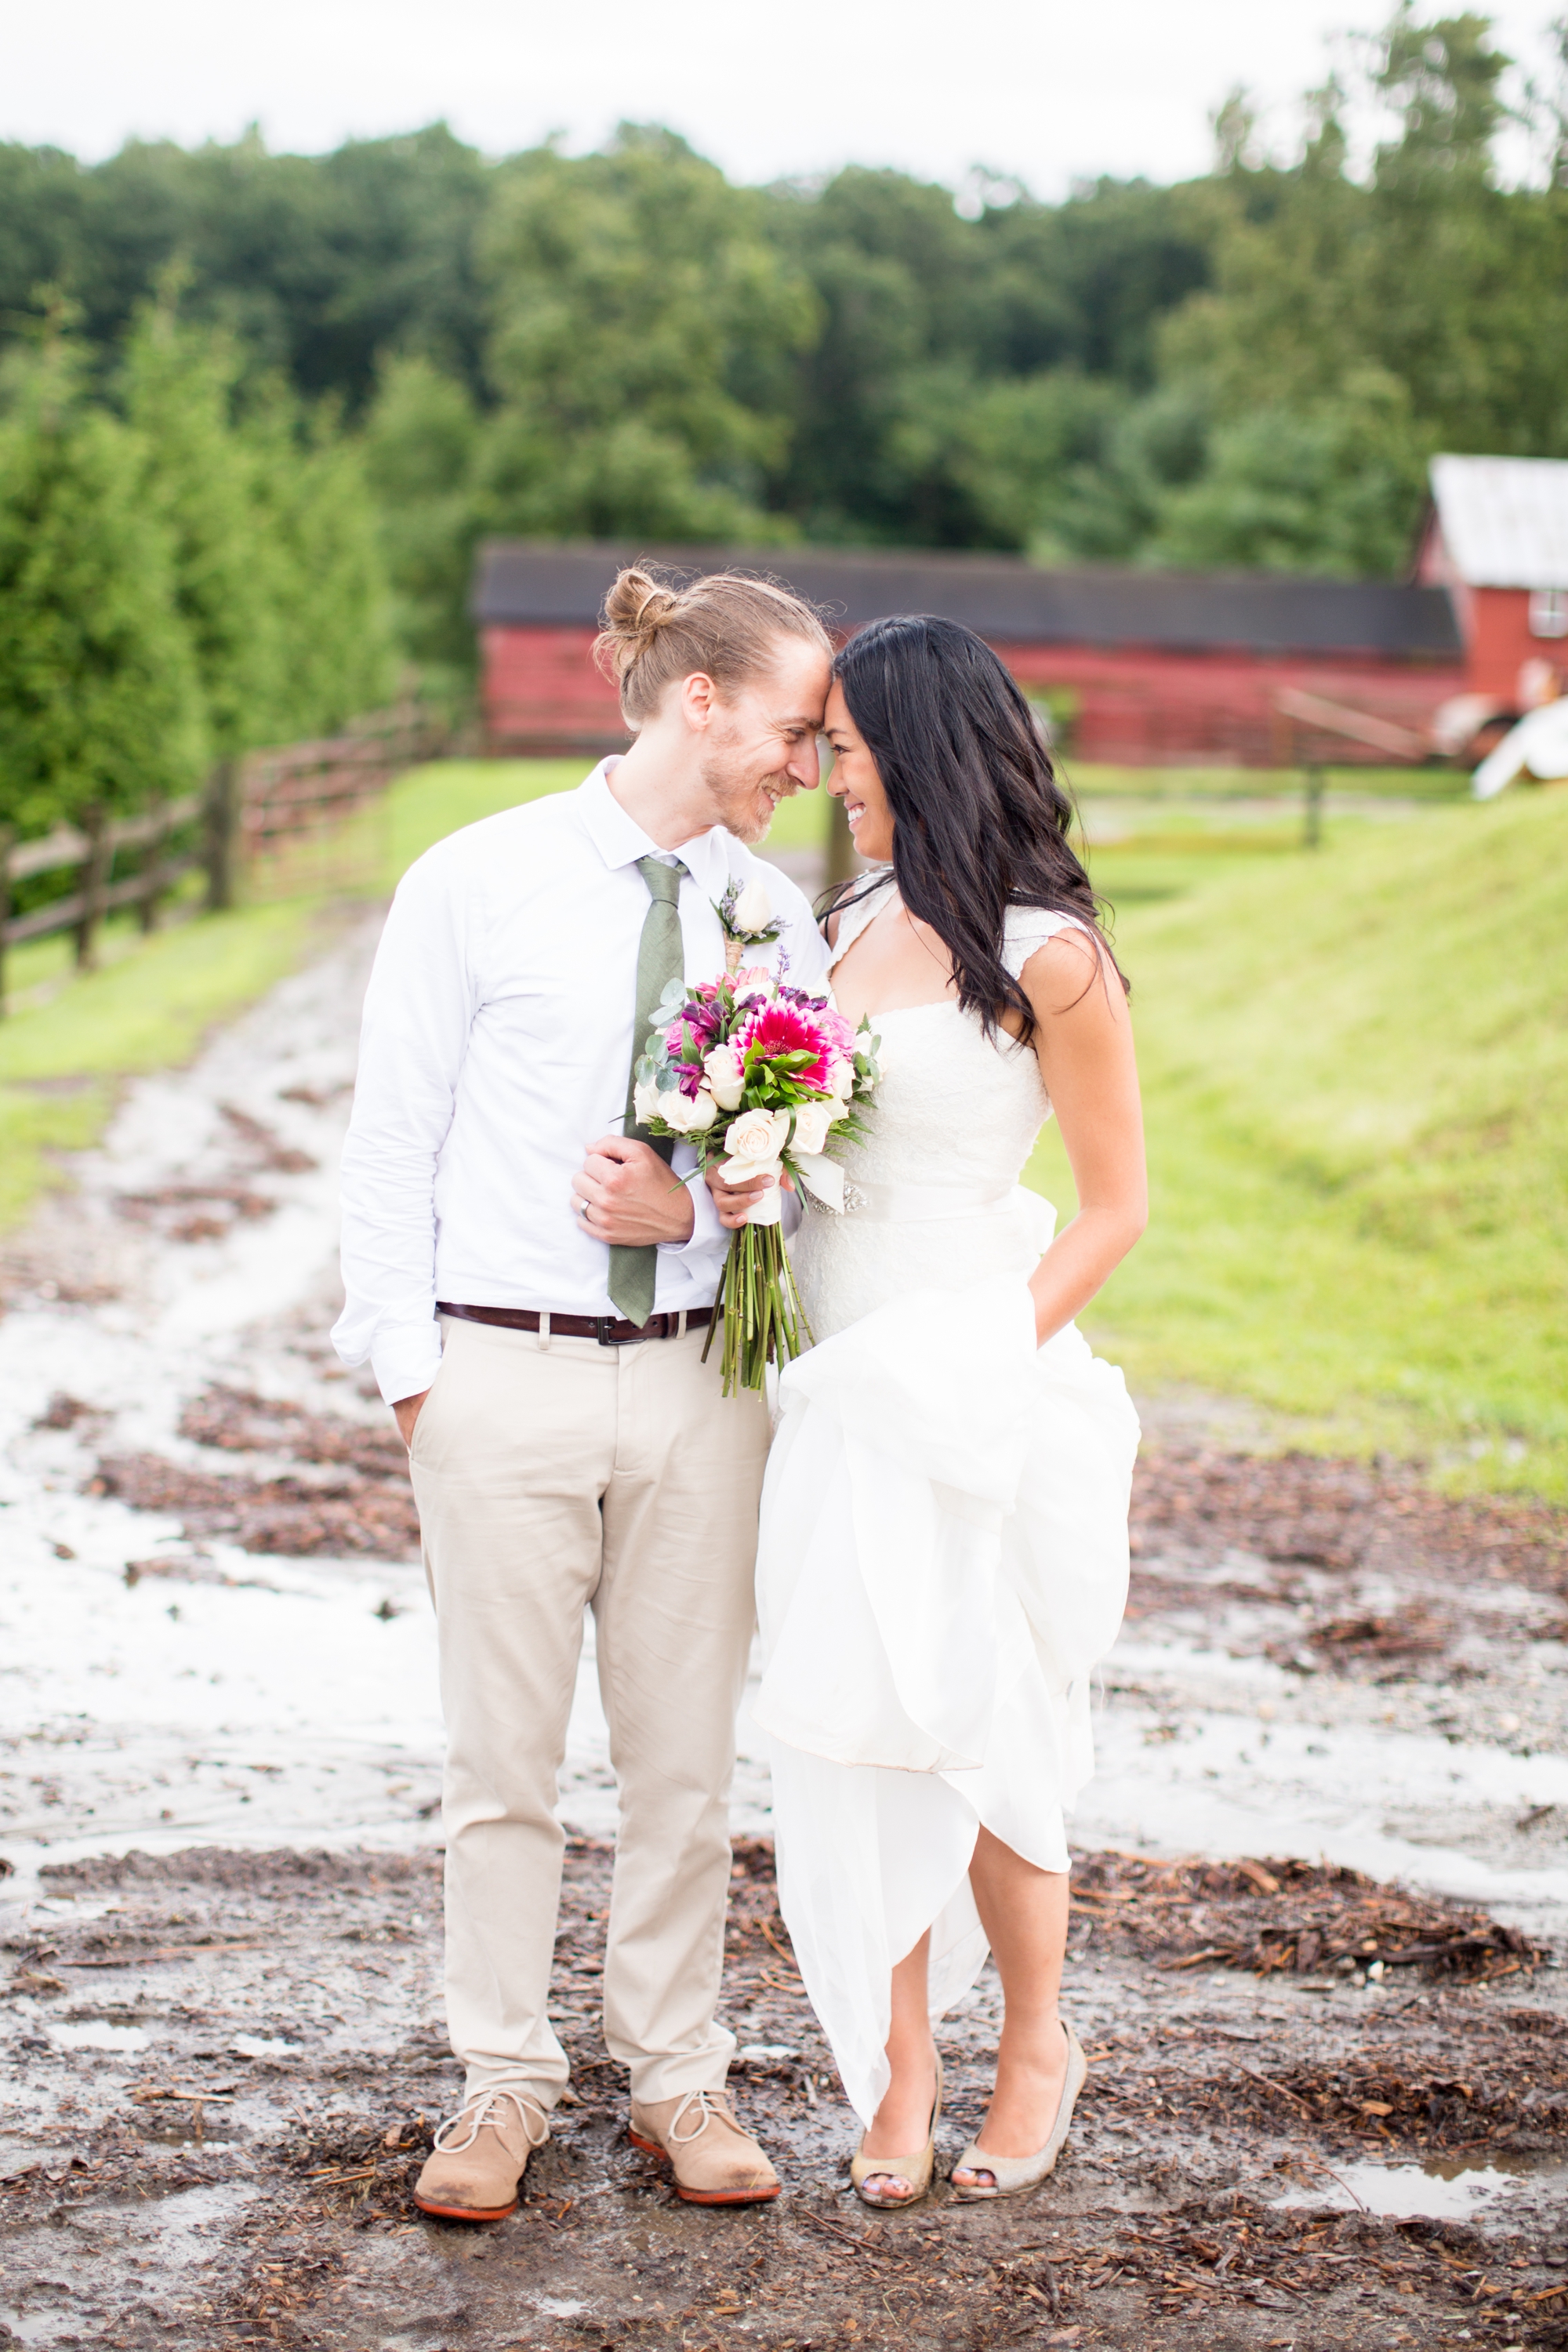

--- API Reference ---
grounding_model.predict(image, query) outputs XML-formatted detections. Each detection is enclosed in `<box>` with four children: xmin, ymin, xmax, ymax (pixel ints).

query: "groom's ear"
<box><xmin>676</xmin><ymin>670</ymin><xmax>720</xmax><ymax>733</ymax></box>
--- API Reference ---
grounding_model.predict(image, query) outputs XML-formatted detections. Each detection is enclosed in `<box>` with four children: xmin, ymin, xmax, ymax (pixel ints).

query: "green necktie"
<box><xmin>608</xmin><ymin>855</ymin><xmax>687</xmax><ymax>1327</ymax></box>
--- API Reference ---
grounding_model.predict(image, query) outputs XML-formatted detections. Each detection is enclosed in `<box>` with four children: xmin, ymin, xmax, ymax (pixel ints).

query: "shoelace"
<box><xmin>432</xmin><ymin>2084</ymin><xmax>550</xmax><ymax>2156</ymax></box>
<box><xmin>667</xmin><ymin>2089</ymin><xmax>733</xmax><ymax>2146</ymax></box>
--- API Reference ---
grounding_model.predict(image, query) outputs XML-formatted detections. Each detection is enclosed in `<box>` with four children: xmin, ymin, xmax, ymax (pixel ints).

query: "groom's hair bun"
<box><xmin>595</xmin><ymin>562</ymin><xmax>830</xmax><ymax>728</ymax></box>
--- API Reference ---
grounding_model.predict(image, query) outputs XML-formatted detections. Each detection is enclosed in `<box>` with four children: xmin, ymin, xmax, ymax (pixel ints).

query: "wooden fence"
<box><xmin>0</xmin><ymin>702</ymin><xmax>438</xmax><ymax>1011</ymax></box>
<box><xmin>1270</xmin><ymin>687</ymin><xmax>1431</xmax><ymax>848</ymax></box>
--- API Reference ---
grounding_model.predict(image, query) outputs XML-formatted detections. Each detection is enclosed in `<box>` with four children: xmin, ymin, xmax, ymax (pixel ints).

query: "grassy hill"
<box><xmin>1029</xmin><ymin>785</ymin><xmax>1568</xmax><ymax>1494</ymax></box>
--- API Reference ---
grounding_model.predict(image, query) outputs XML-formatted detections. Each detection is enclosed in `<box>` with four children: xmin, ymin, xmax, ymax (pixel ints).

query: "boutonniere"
<box><xmin>714</xmin><ymin>876</ymin><xmax>783</xmax><ymax>975</ymax></box>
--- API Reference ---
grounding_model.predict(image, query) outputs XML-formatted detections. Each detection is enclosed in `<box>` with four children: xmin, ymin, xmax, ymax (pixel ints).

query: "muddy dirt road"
<box><xmin>4</xmin><ymin>919</ymin><xmax>1568</xmax><ymax>2349</ymax></box>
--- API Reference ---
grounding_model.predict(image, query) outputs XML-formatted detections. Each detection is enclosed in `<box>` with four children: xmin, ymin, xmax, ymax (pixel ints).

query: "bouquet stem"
<box><xmin>703</xmin><ymin>1217</ymin><xmax>815</xmax><ymax>1396</ymax></box>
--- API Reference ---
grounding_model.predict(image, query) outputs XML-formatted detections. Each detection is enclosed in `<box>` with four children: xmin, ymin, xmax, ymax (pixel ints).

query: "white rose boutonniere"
<box><xmin>714</xmin><ymin>874</ymin><xmax>784</xmax><ymax>975</ymax></box>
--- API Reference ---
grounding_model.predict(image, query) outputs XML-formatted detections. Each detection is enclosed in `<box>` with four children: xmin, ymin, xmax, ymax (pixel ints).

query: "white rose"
<box><xmin>733</xmin><ymin>877</ymin><xmax>772</xmax><ymax>933</ymax></box>
<box><xmin>790</xmin><ymin>1098</ymin><xmax>834</xmax><ymax>1155</ymax></box>
<box><xmin>827</xmin><ymin>1056</ymin><xmax>856</xmax><ymax>1101</ymax></box>
<box><xmin>633</xmin><ymin>1076</ymin><xmax>662</xmax><ymax>1124</ymax></box>
<box><xmin>724</xmin><ymin>1106</ymin><xmax>790</xmax><ymax>1163</ymax></box>
<box><xmin>660</xmin><ymin>1086</ymin><xmax>717</xmax><ymax>1134</ymax></box>
<box><xmin>703</xmin><ymin>1042</ymin><xmax>746</xmax><ymax>1110</ymax></box>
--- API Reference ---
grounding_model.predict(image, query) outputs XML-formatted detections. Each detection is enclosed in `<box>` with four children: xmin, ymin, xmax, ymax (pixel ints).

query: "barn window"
<box><xmin>1529</xmin><ymin>588</ymin><xmax>1568</xmax><ymax>639</ymax></box>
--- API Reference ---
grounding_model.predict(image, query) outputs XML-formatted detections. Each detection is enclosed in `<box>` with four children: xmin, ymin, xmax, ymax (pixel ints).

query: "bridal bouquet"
<box><xmin>633</xmin><ymin>967</ymin><xmax>883</xmax><ymax>1395</ymax></box>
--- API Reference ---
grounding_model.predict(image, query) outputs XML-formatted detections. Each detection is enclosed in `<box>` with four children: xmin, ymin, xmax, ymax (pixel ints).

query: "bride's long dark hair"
<box><xmin>824</xmin><ymin>614</ymin><xmax>1127</xmax><ymax>1044</ymax></box>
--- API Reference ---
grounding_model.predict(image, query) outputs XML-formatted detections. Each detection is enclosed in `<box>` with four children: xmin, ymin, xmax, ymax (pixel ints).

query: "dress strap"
<box><xmin>1001</xmin><ymin>905</ymin><xmax>1091</xmax><ymax>980</ymax></box>
<box><xmin>826</xmin><ymin>871</ymin><xmax>896</xmax><ymax>975</ymax></box>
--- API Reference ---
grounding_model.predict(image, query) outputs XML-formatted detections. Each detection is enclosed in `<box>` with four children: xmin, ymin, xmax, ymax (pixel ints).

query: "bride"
<box><xmin>713</xmin><ymin>615</ymin><xmax>1145</xmax><ymax>2207</ymax></box>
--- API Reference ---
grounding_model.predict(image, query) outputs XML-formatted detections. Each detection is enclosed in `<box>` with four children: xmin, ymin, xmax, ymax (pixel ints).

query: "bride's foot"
<box><xmin>950</xmin><ymin>2020</ymin><xmax>1069</xmax><ymax>2191</ymax></box>
<box><xmin>855</xmin><ymin>2049</ymin><xmax>940</xmax><ymax>2206</ymax></box>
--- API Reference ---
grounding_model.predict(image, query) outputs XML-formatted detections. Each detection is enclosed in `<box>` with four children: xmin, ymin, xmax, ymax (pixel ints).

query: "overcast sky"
<box><xmin>6</xmin><ymin>2</ymin><xmax>1559</xmax><ymax>194</ymax></box>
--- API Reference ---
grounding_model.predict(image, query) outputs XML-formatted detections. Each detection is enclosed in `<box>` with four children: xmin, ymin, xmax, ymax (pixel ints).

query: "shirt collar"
<box><xmin>576</xmin><ymin>760</ymin><xmax>732</xmax><ymax>900</ymax></box>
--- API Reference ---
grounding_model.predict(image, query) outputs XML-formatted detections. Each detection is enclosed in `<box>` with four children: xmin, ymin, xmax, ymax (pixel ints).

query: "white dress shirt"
<box><xmin>332</xmin><ymin>762</ymin><xmax>830</xmax><ymax>1403</ymax></box>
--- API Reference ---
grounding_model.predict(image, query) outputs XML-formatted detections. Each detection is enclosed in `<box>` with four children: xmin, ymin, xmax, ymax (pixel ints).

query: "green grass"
<box><xmin>0</xmin><ymin>902</ymin><xmax>322</xmax><ymax>1228</ymax></box>
<box><xmin>1027</xmin><ymin>782</ymin><xmax>1568</xmax><ymax>1494</ymax></box>
<box><xmin>383</xmin><ymin>757</ymin><xmax>586</xmax><ymax>880</ymax></box>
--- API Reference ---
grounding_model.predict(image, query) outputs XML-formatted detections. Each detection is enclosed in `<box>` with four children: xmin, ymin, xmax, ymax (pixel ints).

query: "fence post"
<box><xmin>204</xmin><ymin>762</ymin><xmax>239</xmax><ymax>911</ymax></box>
<box><xmin>75</xmin><ymin>806</ymin><xmax>110</xmax><ymax>970</ymax></box>
<box><xmin>140</xmin><ymin>800</ymin><xmax>169</xmax><ymax>933</ymax></box>
<box><xmin>1303</xmin><ymin>765</ymin><xmax>1325</xmax><ymax>850</ymax></box>
<box><xmin>0</xmin><ymin>825</ymin><xmax>13</xmax><ymax>1017</ymax></box>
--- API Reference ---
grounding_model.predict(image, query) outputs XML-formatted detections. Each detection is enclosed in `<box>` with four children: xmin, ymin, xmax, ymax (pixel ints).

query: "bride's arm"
<box><xmin>1021</xmin><ymin>929</ymin><xmax>1147</xmax><ymax>1347</ymax></box>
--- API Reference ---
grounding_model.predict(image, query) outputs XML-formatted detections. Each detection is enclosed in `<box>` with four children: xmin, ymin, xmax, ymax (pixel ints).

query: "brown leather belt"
<box><xmin>437</xmin><ymin>1301</ymin><xmax>713</xmax><ymax>1348</ymax></box>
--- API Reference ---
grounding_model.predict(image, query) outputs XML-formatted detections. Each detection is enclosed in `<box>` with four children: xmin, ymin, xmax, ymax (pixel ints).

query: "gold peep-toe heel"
<box><xmin>950</xmin><ymin>2020</ymin><xmax>1087</xmax><ymax>2201</ymax></box>
<box><xmin>851</xmin><ymin>2053</ymin><xmax>943</xmax><ymax>2209</ymax></box>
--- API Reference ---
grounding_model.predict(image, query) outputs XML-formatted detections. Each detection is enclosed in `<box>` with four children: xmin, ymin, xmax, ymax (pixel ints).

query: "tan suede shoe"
<box><xmin>629</xmin><ymin>2089</ymin><xmax>781</xmax><ymax>2205</ymax></box>
<box><xmin>414</xmin><ymin>2085</ymin><xmax>550</xmax><ymax>2222</ymax></box>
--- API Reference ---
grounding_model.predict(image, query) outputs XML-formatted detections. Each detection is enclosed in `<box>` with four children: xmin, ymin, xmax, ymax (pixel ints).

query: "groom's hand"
<box><xmin>705</xmin><ymin>1162</ymin><xmax>775</xmax><ymax>1231</ymax></box>
<box><xmin>574</xmin><ymin>1135</ymin><xmax>696</xmax><ymax>1247</ymax></box>
<box><xmin>392</xmin><ymin>1389</ymin><xmax>429</xmax><ymax>1447</ymax></box>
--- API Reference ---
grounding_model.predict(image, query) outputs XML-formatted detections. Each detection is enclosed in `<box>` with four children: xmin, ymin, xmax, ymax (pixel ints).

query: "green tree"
<box><xmin>122</xmin><ymin>288</ymin><xmax>395</xmax><ymax>749</ymax></box>
<box><xmin>1</xmin><ymin>125</ymin><xmax>493</xmax><ymax>411</ymax></box>
<box><xmin>1149</xmin><ymin>371</ymin><xmax>1429</xmax><ymax>575</ymax></box>
<box><xmin>0</xmin><ymin>328</ymin><xmax>206</xmax><ymax>836</ymax></box>
<box><xmin>362</xmin><ymin>352</ymin><xmax>482</xmax><ymax>679</ymax></box>
<box><xmin>477</xmin><ymin>125</ymin><xmax>816</xmax><ymax>539</ymax></box>
<box><xmin>1163</xmin><ymin>10</ymin><xmax>1568</xmax><ymax>462</ymax></box>
<box><xmin>245</xmin><ymin>385</ymin><xmax>397</xmax><ymax>735</ymax></box>
<box><xmin>122</xmin><ymin>289</ymin><xmax>292</xmax><ymax>756</ymax></box>
<box><xmin>766</xmin><ymin>165</ymin><xmax>1218</xmax><ymax>546</ymax></box>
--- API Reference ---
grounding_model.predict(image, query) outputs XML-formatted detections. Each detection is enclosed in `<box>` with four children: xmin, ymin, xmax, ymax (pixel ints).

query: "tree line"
<box><xmin>0</xmin><ymin>296</ymin><xmax>392</xmax><ymax>838</ymax></box>
<box><xmin>0</xmin><ymin>5</ymin><xmax>1563</xmax><ymax>832</ymax></box>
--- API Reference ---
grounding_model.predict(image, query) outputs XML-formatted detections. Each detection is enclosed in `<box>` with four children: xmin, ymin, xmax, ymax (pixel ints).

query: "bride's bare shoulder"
<box><xmin>1018</xmin><ymin>923</ymin><xmax>1127</xmax><ymax>1024</ymax></box>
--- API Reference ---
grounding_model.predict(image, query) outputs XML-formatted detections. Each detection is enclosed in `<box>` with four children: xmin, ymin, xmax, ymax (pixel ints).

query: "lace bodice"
<box><xmin>791</xmin><ymin>875</ymin><xmax>1080</xmax><ymax>1340</ymax></box>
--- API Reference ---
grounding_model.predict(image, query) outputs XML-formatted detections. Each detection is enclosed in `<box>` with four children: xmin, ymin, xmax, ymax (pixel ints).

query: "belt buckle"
<box><xmin>595</xmin><ymin>1316</ymin><xmax>650</xmax><ymax>1347</ymax></box>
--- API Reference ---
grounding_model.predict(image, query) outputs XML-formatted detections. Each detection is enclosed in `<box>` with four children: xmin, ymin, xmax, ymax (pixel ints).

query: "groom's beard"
<box><xmin>700</xmin><ymin>745</ymin><xmax>797</xmax><ymax>845</ymax></box>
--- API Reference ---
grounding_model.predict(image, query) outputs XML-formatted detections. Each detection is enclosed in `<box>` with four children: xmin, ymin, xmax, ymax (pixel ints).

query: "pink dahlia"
<box><xmin>734</xmin><ymin>1000</ymin><xmax>849</xmax><ymax>1092</ymax></box>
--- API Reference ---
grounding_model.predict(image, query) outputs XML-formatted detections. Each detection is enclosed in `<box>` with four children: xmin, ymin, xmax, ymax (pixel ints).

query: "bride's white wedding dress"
<box><xmin>750</xmin><ymin>876</ymin><xmax>1140</xmax><ymax>2125</ymax></box>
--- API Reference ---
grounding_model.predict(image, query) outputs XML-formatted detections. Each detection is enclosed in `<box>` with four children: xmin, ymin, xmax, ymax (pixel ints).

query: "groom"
<box><xmin>333</xmin><ymin>568</ymin><xmax>831</xmax><ymax>2220</ymax></box>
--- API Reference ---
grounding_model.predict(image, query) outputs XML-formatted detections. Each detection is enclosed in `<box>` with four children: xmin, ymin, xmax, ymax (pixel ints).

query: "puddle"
<box><xmin>1278</xmin><ymin>2151</ymin><xmax>1568</xmax><ymax>2219</ymax></box>
<box><xmin>231</xmin><ymin>2032</ymin><xmax>300</xmax><ymax>2056</ymax></box>
<box><xmin>141</xmin><ymin>2180</ymin><xmax>258</xmax><ymax>2264</ymax></box>
<box><xmin>46</xmin><ymin>2020</ymin><xmax>149</xmax><ymax>2053</ymax></box>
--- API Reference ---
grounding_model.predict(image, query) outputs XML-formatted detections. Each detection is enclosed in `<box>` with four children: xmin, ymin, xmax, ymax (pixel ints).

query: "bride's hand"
<box><xmin>705</xmin><ymin>1162</ymin><xmax>793</xmax><ymax>1231</ymax></box>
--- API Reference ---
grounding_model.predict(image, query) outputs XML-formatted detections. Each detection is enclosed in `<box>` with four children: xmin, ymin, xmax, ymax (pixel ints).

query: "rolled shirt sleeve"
<box><xmin>332</xmin><ymin>854</ymin><xmax>475</xmax><ymax>1403</ymax></box>
<box><xmin>658</xmin><ymin>1137</ymin><xmax>728</xmax><ymax>1275</ymax></box>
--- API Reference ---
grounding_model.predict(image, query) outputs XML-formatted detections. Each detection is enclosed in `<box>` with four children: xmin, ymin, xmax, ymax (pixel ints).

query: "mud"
<box><xmin>5</xmin><ymin>1838</ymin><xmax>1568</xmax><ymax>2350</ymax></box>
<box><xmin>4</xmin><ymin>921</ymin><xmax>1568</xmax><ymax>2347</ymax></box>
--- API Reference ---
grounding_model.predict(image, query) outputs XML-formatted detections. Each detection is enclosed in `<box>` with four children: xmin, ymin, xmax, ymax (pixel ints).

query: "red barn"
<box><xmin>472</xmin><ymin>540</ymin><xmax>1468</xmax><ymax>767</ymax></box>
<box><xmin>1416</xmin><ymin>456</ymin><xmax>1568</xmax><ymax>720</ymax></box>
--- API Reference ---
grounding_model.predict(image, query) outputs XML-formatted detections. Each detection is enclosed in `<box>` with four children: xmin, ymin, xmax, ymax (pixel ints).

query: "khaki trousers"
<box><xmin>408</xmin><ymin>1313</ymin><xmax>769</xmax><ymax>2108</ymax></box>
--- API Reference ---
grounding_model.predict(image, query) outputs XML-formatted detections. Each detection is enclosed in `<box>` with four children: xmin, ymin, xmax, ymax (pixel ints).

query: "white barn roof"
<box><xmin>1429</xmin><ymin>455</ymin><xmax>1568</xmax><ymax>589</ymax></box>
